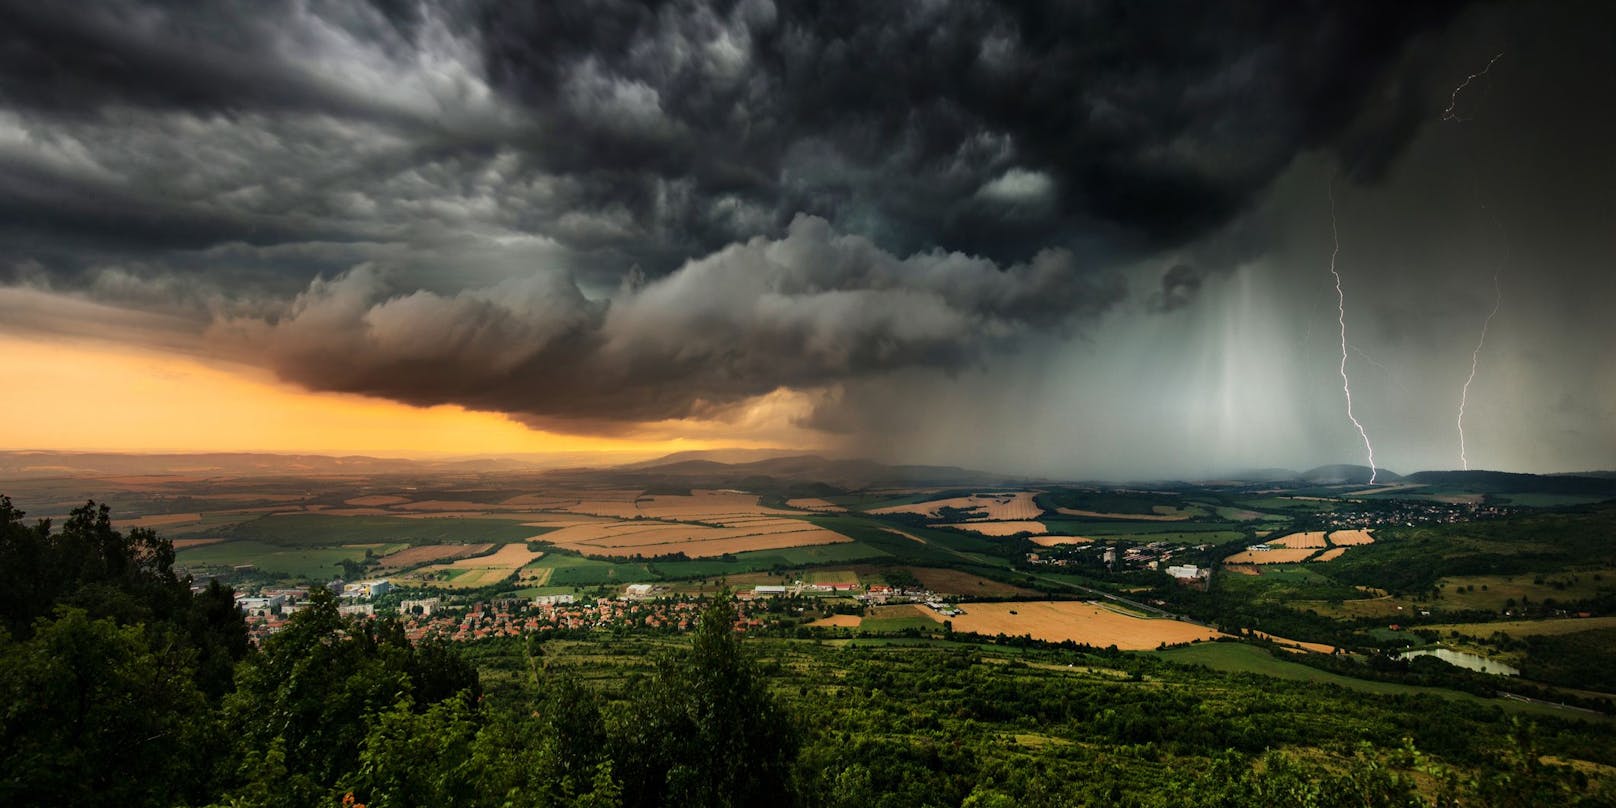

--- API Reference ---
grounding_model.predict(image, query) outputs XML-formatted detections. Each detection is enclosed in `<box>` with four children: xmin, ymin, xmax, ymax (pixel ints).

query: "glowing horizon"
<box><xmin>0</xmin><ymin>334</ymin><xmax>780</xmax><ymax>459</ymax></box>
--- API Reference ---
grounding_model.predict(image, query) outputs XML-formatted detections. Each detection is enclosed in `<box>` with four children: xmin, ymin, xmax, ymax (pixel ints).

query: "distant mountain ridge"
<box><xmin>609</xmin><ymin>452</ymin><xmax>1008</xmax><ymax>488</ymax></box>
<box><xmin>1406</xmin><ymin>470</ymin><xmax>1616</xmax><ymax>496</ymax></box>
<box><xmin>1299</xmin><ymin>464</ymin><xmax>1406</xmax><ymax>485</ymax></box>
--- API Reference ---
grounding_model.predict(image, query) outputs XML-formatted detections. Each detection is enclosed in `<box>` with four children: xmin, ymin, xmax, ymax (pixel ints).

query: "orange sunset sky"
<box><xmin>0</xmin><ymin>333</ymin><xmax>799</xmax><ymax>458</ymax></box>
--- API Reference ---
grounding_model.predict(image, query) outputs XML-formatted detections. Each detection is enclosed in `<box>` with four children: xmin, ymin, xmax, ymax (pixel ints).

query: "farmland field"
<box><xmin>807</xmin><ymin>614</ymin><xmax>862</xmax><ymax>628</ymax></box>
<box><xmin>1426</xmin><ymin>616</ymin><xmax>1616</xmax><ymax>638</ymax></box>
<box><xmin>905</xmin><ymin>567</ymin><xmax>1037</xmax><ymax>597</ymax></box>
<box><xmin>1223</xmin><ymin>547</ymin><xmax>1318</xmax><ymax>564</ymax></box>
<box><xmin>345</xmin><ymin>495</ymin><xmax>410</xmax><ymax>506</ymax></box>
<box><xmin>224</xmin><ymin>512</ymin><xmax>552</xmax><ymax>547</ymax></box>
<box><xmin>868</xmin><ymin>491</ymin><xmax>1041</xmax><ymax>521</ymax></box>
<box><xmin>785</xmin><ymin>497</ymin><xmax>844</xmax><ymax>512</ymax></box>
<box><xmin>176</xmin><ymin>540</ymin><xmax>402</xmax><ymax>578</ymax></box>
<box><xmin>935</xmin><ymin>520</ymin><xmax>1046</xmax><ymax>536</ymax></box>
<box><xmin>1328</xmin><ymin>529</ymin><xmax>1375</xmax><ymax>545</ymax></box>
<box><xmin>1054</xmin><ymin>508</ymin><xmax>1190</xmax><ymax>521</ymax></box>
<box><xmin>375</xmin><ymin>542</ymin><xmax>494</xmax><ymax>569</ymax></box>
<box><xmin>409</xmin><ymin>544</ymin><xmax>546</xmax><ymax>588</ymax></box>
<box><xmin>1312</xmin><ymin>547</ymin><xmax>1348</xmax><ymax>562</ymax></box>
<box><xmin>934</xmin><ymin>601</ymin><xmax>1224</xmax><ymax>649</ymax></box>
<box><xmin>860</xmin><ymin>604</ymin><xmax>944</xmax><ymax>633</ymax></box>
<box><xmin>1269</xmin><ymin>531</ymin><xmax>1328</xmax><ymax>548</ymax></box>
<box><xmin>1029</xmin><ymin>535</ymin><xmax>1093</xmax><ymax>547</ymax></box>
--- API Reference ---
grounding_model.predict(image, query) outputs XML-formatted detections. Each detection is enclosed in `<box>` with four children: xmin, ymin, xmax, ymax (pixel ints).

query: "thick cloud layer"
<box><xmin>211</xmin><ymin>216</ymin><xmax>1120</xmax><ymax>430</ymax></box>
<box><xmin>3</xmin><ymin>0</ymin><xmax>1613</xmax><ymax>474</ymax></box>
<box><xmin>0</xmin><ymin>0</ymin><xmax>1462</xmax><ymax>285</ymax></box>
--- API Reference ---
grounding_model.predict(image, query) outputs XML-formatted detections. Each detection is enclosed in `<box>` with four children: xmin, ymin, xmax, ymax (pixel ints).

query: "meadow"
<box><xmin>175</xmin><ymin>540</ymin><xmax>403</xmax><ymax>578</ymax></box>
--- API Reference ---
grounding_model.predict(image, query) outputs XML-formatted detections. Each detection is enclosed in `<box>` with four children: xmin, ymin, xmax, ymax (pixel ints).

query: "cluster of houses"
<box><xmin>401</xmin><ymin>595</ymin><xmax>768</xmax><ymax>643</ymax></box>
<box><xmin>744</xmin><ymin>580</ymin><xmax>944</xmax><ymax>606</ymax></box>
<box><xmin>1027</xmin><ymin>540</ymin><xmax>1212</xmax><ymax>576</ymax></box>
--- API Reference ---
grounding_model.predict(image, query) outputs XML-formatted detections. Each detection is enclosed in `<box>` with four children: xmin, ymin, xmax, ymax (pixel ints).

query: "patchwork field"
<box><xmin>1328</xmin><ymin>529</ymin><xmax>1376</xmax><ymax>545</ymax></box>
<box><xmin>807</xmin><ymin>614</ymin><xmax>862</xmax><ymax>628</ymax></box>
<box><xmin>868</xmin><ymin>491</ymin><xmax>1042</xmax><ymax>521</ymax></box>
<box><xmin>860</xmin><ymin>604</ymin><xmax>943</xmax><ymax>633</ymax></box>
<box><xmin>524</xmin><ymin>490</ymin><xmax>858</xmax><ymax>558</ymax></box>
<box><xmin>376</xmin><ymin>543</ymin><xmax>495</xmax><ymax>569</ymax></box>
<box><xmin>1269</xmin><ymin>531</ymin><xmax>1329</xmax><ymax>549</ymax></box>
<box><xmin>1312</xmin><ymin>547</ymin><xmax>1348</xmax><ymax>562</ymax></box>
<box><xmin>114</xmin><ymin>512</ymin><xmax>203</xmax><ymax>529</ymax></box>
<box><xmin>936</xmin><ymin>520</ymin><xmax>1046</xmax><ymax>536</ymax></box>
<box><xmin>346</xmin><ymin>495</ymin><xmax>410</xmax><ymax>506</ymax></box>
<box><xmin>1222</xmin><ymin>547</ymin><xmax>1319</xmax><ymax>565</ymax></box>
<box><xmin>932</xmin><ymin>601</ymin><xmax>1224</xmax><ymax>649</ymax></box>
<box><xmin>535</xmin><ymin>518</ymin><xmax>851</xmax><ymax>559</ymax></box>
<box><xmin>177</xmin><ymin>540</ymin><xmax>404</xmax><ymax>578</ymax></box>
<box><xmin>410</xmin><ymin>544</ymin><xmax>545</xmax><ymax>588</ymax></box>
<box><xmin>225</xmin><ymin>513</ymin><xmax>549</xmax><ymax>547</ymax></box>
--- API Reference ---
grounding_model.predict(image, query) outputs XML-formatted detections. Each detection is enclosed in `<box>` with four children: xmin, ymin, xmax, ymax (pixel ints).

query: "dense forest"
<box><xmin>3</xmin><ymin>497</ymin><xmax>1614</xmax><ymax>806</ymax></box>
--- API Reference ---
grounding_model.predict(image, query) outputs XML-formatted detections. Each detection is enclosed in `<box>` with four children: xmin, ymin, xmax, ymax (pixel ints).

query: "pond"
<box><xmin>1396</xmin><ymin>647</ymin><xmax>1520</xmax><ymax>676</ymax></box>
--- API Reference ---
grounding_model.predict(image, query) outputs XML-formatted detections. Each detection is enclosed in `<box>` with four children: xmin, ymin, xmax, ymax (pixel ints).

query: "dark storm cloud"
<box><xmin>210</xmin><ymin>215</ymin><xmax>1122</xmax><ymax>430</ymax></box>
<box><xmin>16</xmin><ymin>0</ymin><xmax>1569</xmax><ymax>447</ymax></box>
<box><xmin>1150</xmin><ymin>264</ymin><xmax>1204</xmax><ymax>313</ymax></box>
<box><xmin>0</xmin><ymin>0</ymin><xmax>444</xmax><ymax>122</ymax></box>
<box><xmin>479</xmin><ymin>0</ymin><xmax>1467</xmax><ymax>265</ymax></box>
<box><xmin>0</xmin><ymin>0</ymin><xmax>1469</xmax><ymax>285</ymax></box>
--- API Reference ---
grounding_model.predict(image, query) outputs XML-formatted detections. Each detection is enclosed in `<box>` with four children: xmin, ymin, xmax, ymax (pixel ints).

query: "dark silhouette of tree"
<box><xmin>614</xmin><ymin>593</ymin><xmax>799</xmax><ymax>807</ymax></box>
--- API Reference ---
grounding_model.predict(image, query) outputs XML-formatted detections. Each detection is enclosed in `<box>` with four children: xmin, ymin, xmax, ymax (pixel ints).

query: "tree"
<box><xmin>0</xmin><ymin>609</ymin><xmax>217</xmax><ymax>807</ymax></box>
<box><xmin>613</xmin><ymin>593</ymin><xmax>799</xmax><ymax>807</ymax></box>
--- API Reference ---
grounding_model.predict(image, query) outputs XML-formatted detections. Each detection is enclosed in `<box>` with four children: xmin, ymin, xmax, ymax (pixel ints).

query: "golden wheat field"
<box><xmin>411</xmin><ymin>544</ymin><xmax>544</xmax><ymax>588</ymax></box>
<box><xmin>1327</xmin><ymin>529</ymin><xmax>1375</xmax><ymax>545</ymax></box>
<box><xmin>1268</xmin><ymin>531</ymin><xmax>1328</xmax><ymax>549</ymax></box>
<box><xmin>1029</xmin><ymin>535</ymin><xmax>1094</xmax><ymax>547</ymax></box>
<box><xmin>807</xmin><ymin>614</ymin><xmax>863</xmax><ymax>628</ymax></box>
<box><xmin>1311</xmin><ymin>547</ymin><xmax>1348</xmax><ymax>562</ymax></box>
<box><xmin>935</xmin><ymin>520</ymin><xmax>1047</xmax><ymax>536</ymax></box>
<box><xmin>924</xmin><ymin>601</ymin><xmax>1223</xmax><ymax>649</ymax></box>
<box><xmin>868</xmin><ymin>491</ymin><xmax>1042</xmax><ymax>521</ymax></box>
<box><xmin>1222</xmin><ymin>547</ymin><xmax>1318</xmax><ymax>564</ymax></box>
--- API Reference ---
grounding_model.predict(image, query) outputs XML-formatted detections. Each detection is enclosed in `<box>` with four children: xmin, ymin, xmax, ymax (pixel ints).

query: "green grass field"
<box><xmin>525</xmin><ymin>554</ymin><xmax>655</xmax><ymax>587</ymax></box>
<box><xmin>858</xmin><ymin>615</ymin><xmax>941</xmax><ymax>633</ymax></box>
<box><xmin>224</xmin><ymin>512</ymin><xmax>554</xmax><ymax>547</ymax></box>
<box><xmin>175</xmin><ymin>540</ymin><xmax>401</xmax><ymax>578</ymax></box>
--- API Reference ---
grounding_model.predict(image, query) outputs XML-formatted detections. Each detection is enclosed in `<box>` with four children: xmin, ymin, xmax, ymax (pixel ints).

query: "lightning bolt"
<box><xmin>1457</xmin><ymin>270</ymin><xmax>1501</xmax><ymax>470</ymax></box>
<box><xmin>1441</xmin><ymin>52</ymin><xmax>1504</xmax><ymax>122</ymax></box>
<box><xmin>1445</xmin><ymin>52</ymin><xmax>1508</xmax><ymax>470</ymax></box>
<box><xmin>1326</xmin><ymin>181</ymin><xmax>1378</xmax><ymax>484</ymax></box>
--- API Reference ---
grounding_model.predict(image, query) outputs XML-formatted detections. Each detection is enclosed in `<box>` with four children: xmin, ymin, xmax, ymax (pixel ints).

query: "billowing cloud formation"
<box><xmin>480</xmin><ymin>0</ymin><xmax>1463</xmax><ymax>264</ymax></box>
<box><xmin>6</xmin><ymin>0</ymin><xmax>1615</xmax><ymax>476</ymax></box>
<box><xmin>211</xmin><ymin>215</ymin><xmax>1121</xmax><ymax>431</ymax></box>
<box><xmin>0</xmin><ymin>0</ymin><xmax>1463</xmax><ymax>288</ymax></box>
